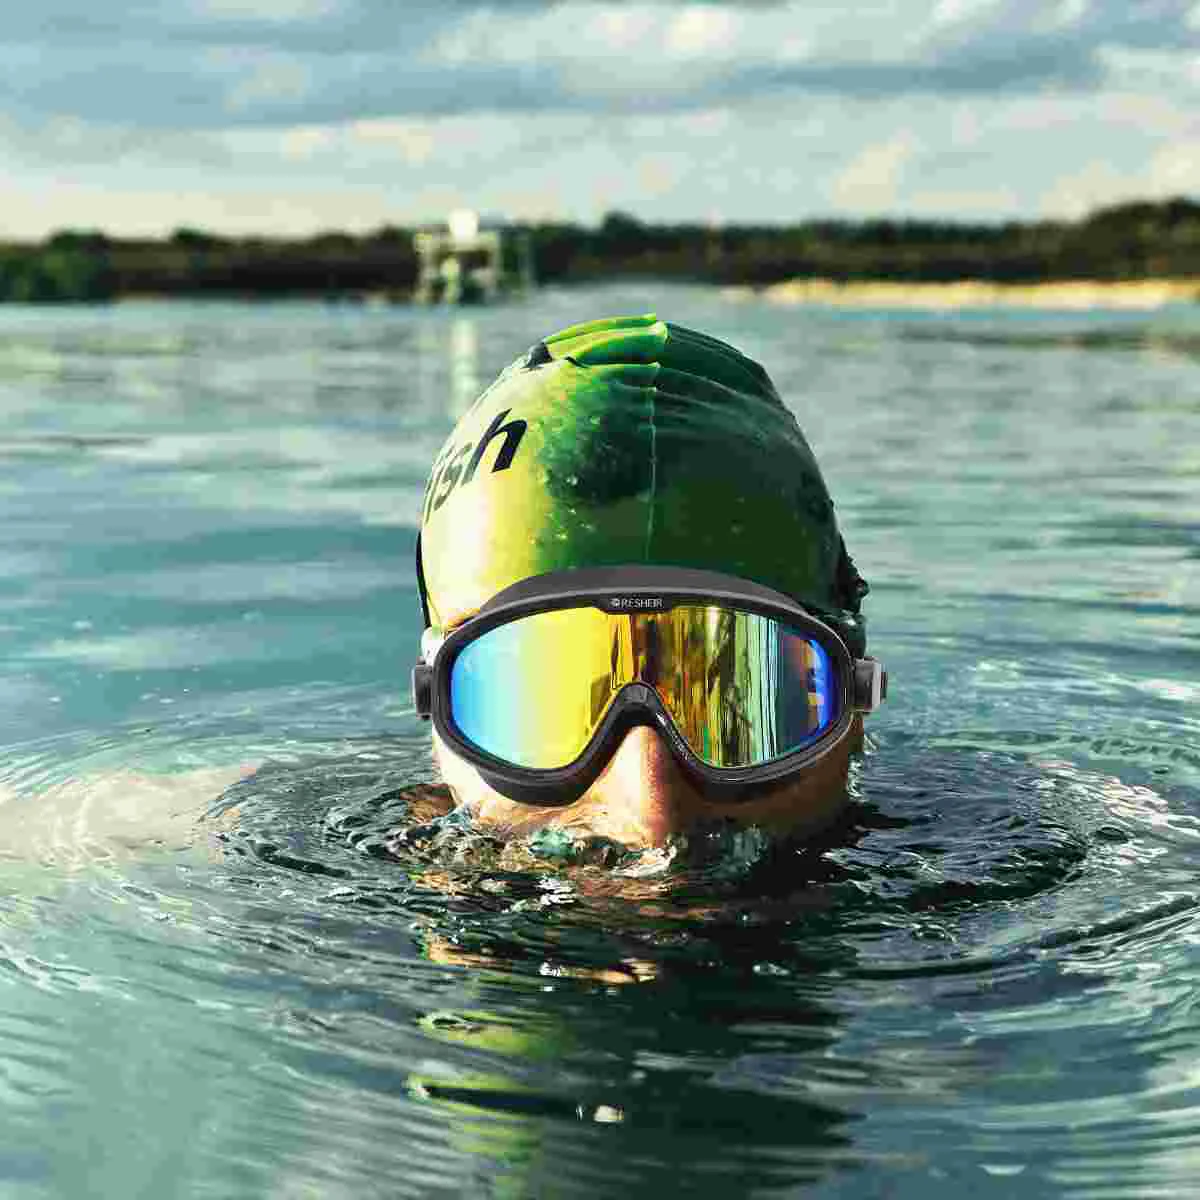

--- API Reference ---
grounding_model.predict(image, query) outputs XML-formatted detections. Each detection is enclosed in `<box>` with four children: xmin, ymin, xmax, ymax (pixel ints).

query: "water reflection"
<box><xmin>411</xmin><ymin>311</ymin><xmax>483</xmax><ymax>424</ymax></box>
<box><xmin>3</xmin><ymin>704</ymin><xmax>1200</xmax><ymax>1193</ymax></box>
<box><xmin>449</xmin><ymin>317</ymin><xmax>481</xmax><ymax>418</ymax></box>
<box><xmin>213</xmin><ymin>753</ymin><xmax>863</xmax><ymax>1194</ymax></box>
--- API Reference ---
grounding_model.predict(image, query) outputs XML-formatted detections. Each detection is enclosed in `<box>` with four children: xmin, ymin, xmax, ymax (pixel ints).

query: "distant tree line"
<box><xmin>1</xmin><ymin>198</ymin><xmax>1198</xmax><ymax>303</ymax></box>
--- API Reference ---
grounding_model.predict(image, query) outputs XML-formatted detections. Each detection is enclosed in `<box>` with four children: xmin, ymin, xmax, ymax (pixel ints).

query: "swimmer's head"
<box><xmin>417</xmin><ymin>314</ymin><xmax>873</xmax><ymax>849</ymax></box>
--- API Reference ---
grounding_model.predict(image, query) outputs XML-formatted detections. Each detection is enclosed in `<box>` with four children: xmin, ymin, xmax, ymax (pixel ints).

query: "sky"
<box><xmin>1</xmin><ymin>0</ymin><xmax>1197</xmax><ymax>237</ymax></box>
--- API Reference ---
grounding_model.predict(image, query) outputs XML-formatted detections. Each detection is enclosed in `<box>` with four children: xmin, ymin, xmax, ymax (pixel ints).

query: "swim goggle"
<box><xmin>412</xmin><ymin>565</ymin><xmax>887</xmax><ymax>806</ymax></box>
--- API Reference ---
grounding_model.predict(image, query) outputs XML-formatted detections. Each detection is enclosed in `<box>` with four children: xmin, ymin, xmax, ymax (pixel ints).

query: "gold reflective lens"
<box><xmin>449</xmin><ymin>606</ymin><xmax>839</xmax><ymax>771</ymax></box>
<box><xmin>648</xmin><ymin>606</ymin><xmax>838</xmax><ymax>767</ymax></box>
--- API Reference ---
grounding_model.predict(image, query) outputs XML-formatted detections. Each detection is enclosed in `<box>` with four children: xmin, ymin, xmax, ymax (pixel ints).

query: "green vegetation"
<box><xmin>575</xmin><ymin>199</ymin><xmax>1200</xmax><ymax>287</ymax></box>
<box><xmin>1</xmin><ymin>198</ymin><xmax>1197</xmax><ymax>303</ymax></box>
<box><xmin>0</xmin><ymin>231</ymin><xmax>117</xmax><ymax>302</ymax></box>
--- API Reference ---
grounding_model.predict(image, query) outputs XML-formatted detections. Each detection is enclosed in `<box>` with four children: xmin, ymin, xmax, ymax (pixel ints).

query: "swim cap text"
<box><xmin>424</xmin><ymin>408</ymin><xmax>528</xmax><ymax>522</ymax></box>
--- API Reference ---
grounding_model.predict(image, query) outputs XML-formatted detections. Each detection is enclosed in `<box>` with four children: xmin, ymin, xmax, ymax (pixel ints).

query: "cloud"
<box><xmin>278</xmin><ymin>124</ymin><xmax>337</xmax><ymax>161</ymax></box>
<box><xmin>830</xmin><ymin>133</ymin><xmax>917</xmax><ymax>212</ymax></box>
<box><xmin>190</xmin><ymin>0</ymin><xmax>341</xmax><ymax>21</ymax></box>
<box><xmin>346</xmin><ymin>119</ymin><xmax>436</xmax><ymax>166</ymax></box>
<box><xmin>1146</xmin><ymin>140</ymin><xmax>1200</xmax><ymax>193</ymax></box>
<box><xmin>0</xmin><ymin>0</ymin><xmax>1195</xmax><ymax>135</ymax></box>
<box><xmin>906</xmin><ymin>185</ymin><xmax>1023</xmax><ymax>215</ymax></box>
<box><xmin>1041</xmin><ymin>159</ymin><xmax>1145</xmax><ymax>217</ymax></box>
<box><xmin>0</xmin><ymin>1</ymin><xmax>1195</xmax><ymax>234</ymax></box>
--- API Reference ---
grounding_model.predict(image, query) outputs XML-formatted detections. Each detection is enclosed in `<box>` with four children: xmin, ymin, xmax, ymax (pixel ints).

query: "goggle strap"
<box><xmin>415</xmin><ymin>533</ymin><xmax>432</xmax><ymax>629</ymax></box>
<box><xmin>412</xmin><ymin>627</ymin><xmax>444</xmax><ymax>718</ymax></box>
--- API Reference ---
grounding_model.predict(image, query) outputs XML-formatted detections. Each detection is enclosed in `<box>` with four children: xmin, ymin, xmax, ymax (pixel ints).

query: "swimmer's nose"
<box><xmin>582</xmin><ymin>724</ymin><xmax>710</xmax><ymax>847</ymax></box>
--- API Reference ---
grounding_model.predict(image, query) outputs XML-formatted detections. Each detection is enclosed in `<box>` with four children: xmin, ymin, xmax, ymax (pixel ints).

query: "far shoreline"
<box><xmin>4</xmin><ymin>198</ymin><xmax>1200</xmax><ymax>306</ymax></box>
<box><xmin>727</xmin><ymin>277</ymin><xmax>1200</xmax><ymax>311</ymax></box>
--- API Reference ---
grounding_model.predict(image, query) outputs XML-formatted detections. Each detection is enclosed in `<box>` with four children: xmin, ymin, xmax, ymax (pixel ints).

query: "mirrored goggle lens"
<box><xmin>449</xmin><ymin>606</ymin><xmax>841</xmax><ymax>771</ymax></box>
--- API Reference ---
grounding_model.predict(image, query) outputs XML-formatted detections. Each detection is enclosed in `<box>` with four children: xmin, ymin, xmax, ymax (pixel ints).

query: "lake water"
<box><xmin>1</xmin><ymin>286</ymin><xmax>1197</xmax><ymax>1198</ymax></box>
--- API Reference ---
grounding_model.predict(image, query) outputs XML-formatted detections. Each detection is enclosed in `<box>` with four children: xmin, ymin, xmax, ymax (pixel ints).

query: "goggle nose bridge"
<box><xmin>603</xmin><ymin>678</ymin><xmax>699</xmax><ymax>745</ymax></box>
<box><xmin>577</xmin><ymin>680</ymin><xmax>712</xmax><ymax>782</ymax></box>
<box><xmin>618</xmin><ymin>681</ymin><xmax>657</xmax><ymax>706</ymax></box>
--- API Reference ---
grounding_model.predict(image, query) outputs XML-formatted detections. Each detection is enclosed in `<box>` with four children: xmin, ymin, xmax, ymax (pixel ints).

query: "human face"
<box><xmin>429</xmin><ymin>604</ymin><xmax>856</xmax><ymax>849</ymax></box>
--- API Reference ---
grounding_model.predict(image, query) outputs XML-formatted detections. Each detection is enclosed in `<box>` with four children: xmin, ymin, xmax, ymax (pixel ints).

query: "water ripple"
<box><xmin>3</xmin><ymin>295</ymin><xmax>1200</xmax><ymax>1196</ymax></box>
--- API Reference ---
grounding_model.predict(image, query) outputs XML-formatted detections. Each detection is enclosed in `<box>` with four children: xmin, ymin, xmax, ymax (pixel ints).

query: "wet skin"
<box><xmin>431</xmin><ymin>606</ymin><xmax>857</xmax><ymax>849</ymax></box>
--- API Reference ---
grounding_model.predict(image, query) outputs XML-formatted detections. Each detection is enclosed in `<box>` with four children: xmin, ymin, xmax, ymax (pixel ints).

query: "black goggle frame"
<box><xmin>412</xmin><ymin>565</ymin><xmax>886</xmax><ymax>807</ymax></box>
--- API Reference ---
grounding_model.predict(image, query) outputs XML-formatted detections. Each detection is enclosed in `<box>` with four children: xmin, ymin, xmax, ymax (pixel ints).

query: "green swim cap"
<box><xmin>417</xmin><ymin>314</ymin><xmax>869</xmax><ymax>653</ymax></box>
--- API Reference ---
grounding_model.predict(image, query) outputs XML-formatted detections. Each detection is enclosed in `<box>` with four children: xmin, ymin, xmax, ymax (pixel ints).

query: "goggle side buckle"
<box><xmin>411</xmin><ymin>663</ymin><xmax>433</xmax><ymax>719</ymax></box>
<box><xmin>852</xmin><ymin>657</ymin><xmax>887</xmax><ymax>712</ymax></box>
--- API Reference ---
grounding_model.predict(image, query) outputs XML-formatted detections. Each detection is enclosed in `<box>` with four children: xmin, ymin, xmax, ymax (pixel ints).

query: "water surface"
<box><xmin>1</xmin><ymin>288</ymin><xmax>1198</xmax><ymax>1198</ymax></box>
